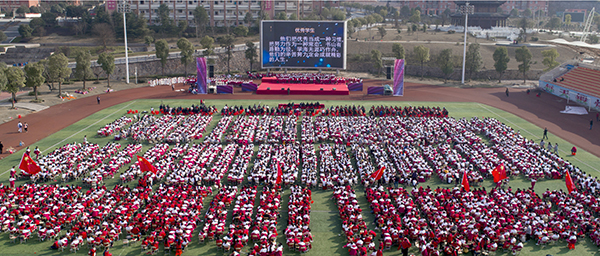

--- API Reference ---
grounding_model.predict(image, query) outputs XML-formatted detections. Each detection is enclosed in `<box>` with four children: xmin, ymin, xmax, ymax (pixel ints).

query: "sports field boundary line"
<box><xmin>0</xmin><ymin>101</ymin><xmax>136</xmax><ymax>178</ymax></box>
<box><xmin>478</xmin><ymin>103</ymin><xmax>600</xmax><ymax>174</ymax></box>
<box><xmin>41</xmin><ymin>101</ymin><xmax>137</xmax><ymax>154</ymax></box>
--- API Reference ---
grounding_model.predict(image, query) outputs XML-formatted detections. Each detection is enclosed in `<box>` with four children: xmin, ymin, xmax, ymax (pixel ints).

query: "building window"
<box><xmin>140</xmin><ymin>0</ymin><xmax>145</xmax><ymax>3</ymax></box>
<box><xmin>215</xmin><ymin>11</ymin><xmax>218</xmax><ymax>15</ymax></box>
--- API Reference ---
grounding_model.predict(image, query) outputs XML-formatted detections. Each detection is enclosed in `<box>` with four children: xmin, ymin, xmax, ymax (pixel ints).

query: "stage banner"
<box><xmin>393</xmin><ymin>59</ymin><xmax>405</xmax><ymax>96</ymax></box>
<box><xmin>217</xmin><ymin>85</ymin><xmax>234</xmax><ymax>94</ymax></box>
<box><xmin>241</xmin><ymin>82</ymin><xmax>258</xmax><ymax>92</ymax></box>
<box><xmin>348</xmin><ymin>82</ymin><xmax>363</xmax><ymax>91</ymax></box>
<box><xmin>367</xmin><ymin>86</ymin><xmax>384</xmax><ymax>95</ymax></box>
<box><xmin>196</xmin><ymin>57</ymin><xmax>208</xmax><ymax>94</ymax></box>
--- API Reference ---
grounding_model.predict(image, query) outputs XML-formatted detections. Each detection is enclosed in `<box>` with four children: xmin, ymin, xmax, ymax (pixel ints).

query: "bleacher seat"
<box><xmin>551</xmin><ymin>67</ymin><xmax>600</xmax><ymax>99</ymax></box>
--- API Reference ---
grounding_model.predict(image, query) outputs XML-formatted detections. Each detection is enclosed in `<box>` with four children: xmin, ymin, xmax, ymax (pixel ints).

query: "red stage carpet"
<box><xmin>257</xmin><ymin>79</ymin><xmax>349</xmax><ymax>95</ymax></box>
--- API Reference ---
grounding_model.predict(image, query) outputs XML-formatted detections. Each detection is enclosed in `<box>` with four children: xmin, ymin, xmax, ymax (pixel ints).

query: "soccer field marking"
<box><xmin>40</xmin><ymin>101</ymin><xmax>137</xmax><ymax>154</ymax></box>
<box><xmin>478</xmin><ymin>103</ymin><xmax>600</xmax><ymax>174</ymax></box>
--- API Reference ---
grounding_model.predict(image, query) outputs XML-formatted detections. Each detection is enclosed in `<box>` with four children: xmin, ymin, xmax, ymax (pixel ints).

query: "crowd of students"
<box><xmin>7</xmin><ymin>102</ymin><xmax>600</xmax><ymax>256</ymax></box>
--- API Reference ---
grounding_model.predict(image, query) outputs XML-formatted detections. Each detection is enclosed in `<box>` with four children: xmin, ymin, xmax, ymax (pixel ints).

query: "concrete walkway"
<box><xmin>0</xmin><ymin>102</ymin><xmax>49</xmax><ymax>111</ymax></box>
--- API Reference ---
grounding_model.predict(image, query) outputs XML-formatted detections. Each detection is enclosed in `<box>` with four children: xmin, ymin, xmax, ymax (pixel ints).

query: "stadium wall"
<box><xmin>539</xmin><ymin>61</ymin><xmax>600</xmax><ymax>112</ymax></box>
<box><xmin>539</xmin><ymin>80</ymin><xmax>600</xmax><ymax>112</ymax></box>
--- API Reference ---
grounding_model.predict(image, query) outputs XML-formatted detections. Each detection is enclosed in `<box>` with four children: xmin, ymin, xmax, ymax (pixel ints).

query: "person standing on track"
<box><xmin>97</xmin><ymin>96</ymin><xmax>100</xmax><ymax>104</ymax></box>
<box><xmin>17</xmin><ymin>121</ymin><xmax>22</xmax><ymax>133</ymax></box>
<box><xmin>590</xmin><ymin>119</ymin><xmax>594</xmax><ymax>130</ymax></box>
<box><xmin>24</xmin><ymin>122</ymin><xmax>28</xmax><ymax>133</ymax></box>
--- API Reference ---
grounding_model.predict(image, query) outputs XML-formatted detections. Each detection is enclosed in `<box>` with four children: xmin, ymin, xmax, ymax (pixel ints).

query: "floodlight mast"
<box><xmin>460</xmin><ymin>2</ymin><xmax>474</xmax><ymax>85</ymax></box>
<box><xmin>118</xmin><ymin>0</ymin><xmax>131</xmax><ymax>84</ymax></box>
<box><xmin>581</xmin><ymin>7</ymin><xmax>595</xmax><ymax>43</ymax></box>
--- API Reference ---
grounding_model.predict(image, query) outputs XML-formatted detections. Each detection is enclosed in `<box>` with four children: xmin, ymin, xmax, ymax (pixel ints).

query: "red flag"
<box><xmin>565</xmin><ymin>170</ymin><xmax>576</xmax><ymax>193</ymax></box>
<box><xmin>462</xmin><ymin>171</ymin><xmax>470</xmax><ymax>192</ymax></box>
<box><xmin>491</xmin><ymin>164</ymin><xmax>508</xmax><ymax>183</ymax></box>
<box><xmin>276</xmin><ymin>162</ymin><xmax>283</xmax><ymax>184</ymax></box>
<box><xmin>19</xmin><ymin>153</ymin><xmax>41</xmax><ymax>175</ymax></box>
<box><xmin>370</xmin><ymin>166</ymin><xmax>385</xmax><ymax>181</ymax></box>
<box><xmin>137</xmin><ymin>156</ymin><xmax>158</xmax><ymax>174</ymax></box>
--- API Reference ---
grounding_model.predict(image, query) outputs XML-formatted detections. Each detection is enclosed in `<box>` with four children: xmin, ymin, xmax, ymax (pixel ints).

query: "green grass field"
<box><xmin>0</xmin><ymin>99</ymin><xmax>599</xmax><ymax>256</ymax></box>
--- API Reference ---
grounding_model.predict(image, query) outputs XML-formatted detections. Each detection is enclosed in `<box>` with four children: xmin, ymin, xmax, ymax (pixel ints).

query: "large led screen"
<box><xmin>261</xmin><ymin>20</ymin><xmax>347</xmax><ymax>69</ymax></box>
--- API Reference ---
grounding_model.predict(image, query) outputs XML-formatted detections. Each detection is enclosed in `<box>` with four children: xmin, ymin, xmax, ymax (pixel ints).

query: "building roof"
<box><xmin>454</xmin><ymin>1</ymin><xmax>506</xmax><ymax>6</ymax></box>
<box><xmin>450</xmin><ymin>13</ymin><xmax>510</xmax><ymax>18</ymax></box>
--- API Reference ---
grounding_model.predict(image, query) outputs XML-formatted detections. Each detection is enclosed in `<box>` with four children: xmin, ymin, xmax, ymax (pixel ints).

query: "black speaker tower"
<box><xmin>386</xmin><ymin>66</ymin><xmax>392</xmax><ymax>80</ymax></box>
<box><xmin>209</xmin><ymin>65</ymin><xmax>215</xmax><ymax>78</ymax></box>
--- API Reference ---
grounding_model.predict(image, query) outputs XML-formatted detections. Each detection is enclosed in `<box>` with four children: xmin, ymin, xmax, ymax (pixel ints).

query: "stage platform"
<box><xmin>257</xmin><ymin>81</ymin><xmax>349</xmax><ymax>95</ymax></box>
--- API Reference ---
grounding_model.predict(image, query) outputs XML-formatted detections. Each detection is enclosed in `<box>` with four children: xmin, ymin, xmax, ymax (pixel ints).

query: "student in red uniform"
<box><xmin>398</xmin><ymin>236</ymin><xmax>411</xmax><ymax>256</ymax></box>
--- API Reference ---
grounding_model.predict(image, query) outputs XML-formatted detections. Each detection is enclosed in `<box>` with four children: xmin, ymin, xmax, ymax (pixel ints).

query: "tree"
<box><xmin>177</xmin><ymin>38</ymin><xmax>194</xmax><ymax>77</ymax></box>
<box><xmin>377</xmin><ymin>26</ymin><xmax>386</xmax><ymax>39</ymax></box>
<box><xmin>155</xmin><ymin>39</ymin><xmax>169</xmax><ymax>76</ymax></box>
<box><xmin>414</xmin><ymin>45</ymin><xmax>430</xmax><ymax>79</ymax></box>
<box><xmin>234</xmin><ymin>25</ymin><xmax>248</xmax><ymax>37</ymax></box>
<box><xmin>48</xmin><ymin>53</ymin><xmax>71</xmax><ymax>96</ymax></box>
<box><xmin>465</xmin><ymin>43</ymin><xmax>483</xmax><ymax>81</ymax></box>
<box><xmin>111</xmin><ymin>12</ymin><xmax>149</xmax><ymax>40</ymax></box>
<box><xmin>97</xmin><ymin>53</ymin><xmax>115</xmax><ymax>87</ymax></box>
<box><xmin>24</xmin><ymin>62</ymin><xmax>45</xmax><ymax>101</ymax></box>
<box><xmin>441</xmin><ymin>8</ymin><xmax>451</xmax><ymax>26</ymax></box>
<box><xmin>523</xmin><ymin>8</ymin><xmax>532</xmax><ymax>17</ymax></box>
<box><xmin>515</xmin><ymin>46</ymin><xmax>532</xmax><ymax>83</ymax></box>
<box><xmin>50</xmin><ymin>4</ymin><xmax>64</xmax><ymax>14</ymax></box>
<box><xmin>65</xmin><ymin>5</ymin><xmax>85</xmax><ymax>18</ymax></box>
<box><xmin>0</xmin><ymin>31</ymin><xmax>6</xmax><ymax>42</ymax></box>
<box><xmin>548</xmin><ymin>17</ymin><xmax>561</xmax><ymax>31</ymax></box>
<box><xmin>193</xmin><ymin>6</ymin><xmax>209</xmax><ymax>38</ymax></box>
<box><xmin>177</xmin><ymin>20</ymin><xmax>188</xmax><ymax>37</ymax></box>
<box><xmin>393</xmin><ymin>10</ymin><xmax>400</xmax><ymax>27</ymax></box>
<box><xmin>588</xmin><ymin>34</ymin><xmax>599</xmax><ymax>44</ymax></box>
<box><xmin>289</xmin><ymin>13</ymin><xmax>298</xmax><ymax>21</ymax></box>
<box><xmin>518</xmin><ymin>18</ymin><xmax>531</xmax><ymax>42</ymax></box>
<box><xmin>0</xmin><ymin>65</ymin><xmax>7</xmax><ymax>106</ymax></box>
<box><xmin>409</xmin><ymin>10</ymin><xmax>421</xmax><ymax>23</ymax></box>
<box><xmin>493</xmin><ymin>46</ymin><xmax>510</xmax><ymax>82</ymax></box>
<box><xmin>400</xmin><ymin>5</ymin><xmax>410</xmax><ymax>18</ymax></box>
<box><xmin>438</xmin><ymin>49</ymin><xmax>454</xmax><ymax>83</ymax></box>
<box><xmin>4</xmin><ymin>67</ymin><xmax>25</xmax><ymax>109</ymax></box>
<box><xmin>565</xmin><ymin>14</ymin><xmax>571</xmax><ymax>27</ymax></box>
<box><xmin>30</xmin><ymin>6</ymin><xmax>41</xmax><ymax>13</ymax></box>
<box><xmin>220</xmin><ymin>35</ymin><xmax>235</xmax><ymax>74</ymax></box>
<box><xmin>200</xmin><ymin>35</ymin><xmax>214</xmax><ymax>57</ymax></box>
<box><xmin>16</xmin><ymin>5</ymin><xmax>30</xmax><ymax>14</ymax></box>
<box><xmin>245</xmin><ymin>41</ymin><xmax>258</xmax><ymax>71</ymax></box>
<box><xmin>74</xmin><ymin>50</ymin><xmax>92</xmax><ymax>89</ymax></box>
<box><xmin>144</xmin><ymin>35</ymin><xmax>154</xmax><ymax>46</ymax></box>
<box><xmin>158</xmin><ymin>3</ymin><xmax>173</xmax><ymax>35</ymax></box>
<box><xmin>371</xmin><ymin>49</ymin><xmax>383</xmax><ymax>75</ymax></box>
<box><xmin>244</xmin><ymin>11</ymin><xmax>254</xmax><ymax>26</ymax></box>
<box><xmin>276</xmin><ymin>11</ymin><xmax>287</xmax><ymax>20</ymax></box>
<box><xmin>18</xmin><ymin>24</ymin><xmax>33</xmax><ymax>38</ymax></box>
<box><xmin>41</xmin><ymin>12</ymin><xmax>58</xmax><ymax>27</ymax></box>
<box><xmin>379</xmin><ymin>10</ymin><xmax>388</xmax><ymax>22</ymax></box>
<box><xmin>510</xmin><ymin>8</ymin><xmax>519</xmax><ymax>17</ymax></box>
<box><xmin>542</xmin><ymin>48</ymin><xmax>560</xmax><ymax>71</ymax></box>
<box><xmin>29</xmin><ymin>18</ymin><xmax>45</xmax><ymax>29</ymax></box>
<box><xmin>92</xmin><ymin>23</ymin><xmax>115</xmax><ymax>49</ymax></box>
<box><xmin>392</xmin><ymin>43</ymin><xmax>405</xmax><ymax>59</ymax></box>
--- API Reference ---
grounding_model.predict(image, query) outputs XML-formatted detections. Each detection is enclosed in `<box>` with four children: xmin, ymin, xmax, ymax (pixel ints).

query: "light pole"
<box><xmin>118</xmin><ymin>0</ymin><xmax>131</xmax><ymax>84</ymax></box>
<box><xmin>460</xmin><ymin>2</ymin><xmax>474</xmax><ymax>84</ymax></box>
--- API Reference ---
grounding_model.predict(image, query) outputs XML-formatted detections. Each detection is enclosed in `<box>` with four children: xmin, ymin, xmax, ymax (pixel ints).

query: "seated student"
<box><xmin>51</xmin><ymin>240</ymin><xmax>60</xmax><ymax>250</ymax></box>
